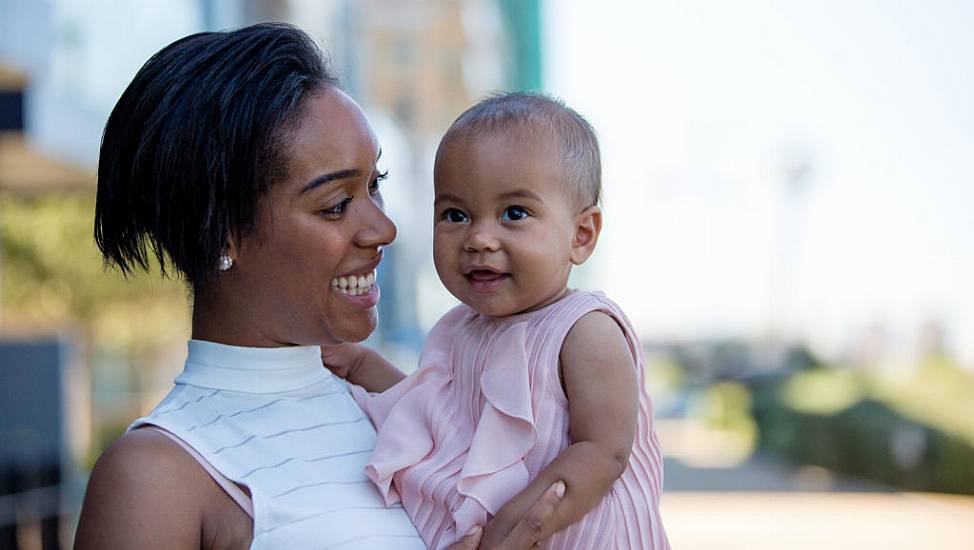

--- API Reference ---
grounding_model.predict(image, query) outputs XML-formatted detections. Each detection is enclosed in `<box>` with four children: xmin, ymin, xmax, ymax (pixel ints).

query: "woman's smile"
<box><xmin>330</xmin><ymin>267</ymin><xmax>381</xmax><ymax>308</ymax></box>
<box><xmin>330</xmin><ymin>269</ymin><xmax>377</xmax><ymax>296</ymax></box>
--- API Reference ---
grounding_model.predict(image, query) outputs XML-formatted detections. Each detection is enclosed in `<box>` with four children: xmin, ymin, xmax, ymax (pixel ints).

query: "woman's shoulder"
<box><xmin>76</xmin><ymin>429</ymin><xmax>241</xmax><ymax>549</ymax></box>
<box><xmin>95</xmin><ymin>428</ymin><xmax>207</xmax><ymax>485</ymax></box>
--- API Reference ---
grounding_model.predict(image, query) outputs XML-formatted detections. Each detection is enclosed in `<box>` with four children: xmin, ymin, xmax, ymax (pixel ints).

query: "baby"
<box><xmin>324</xmin><ymin>92</ymin><xmax>669</xmax><ymax>549</ymax></box>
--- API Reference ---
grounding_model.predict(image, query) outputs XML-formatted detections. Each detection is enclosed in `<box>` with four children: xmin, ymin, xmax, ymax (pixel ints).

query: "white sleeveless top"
<box><xmin>128</xmin><ymin>340</ymin><xmax>426</xmax><ymax>550</ymax></box>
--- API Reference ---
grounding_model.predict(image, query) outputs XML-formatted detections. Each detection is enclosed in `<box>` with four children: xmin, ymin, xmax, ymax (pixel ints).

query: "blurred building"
<box><xmin>1</xmin><ymin>1</ymin><xmax>538</xmax><ymax>545</ymax></box>
<box><xmin>0</xmin><ymin>52</ymin><xmax>92</xmax><ymax>550</ymax></box>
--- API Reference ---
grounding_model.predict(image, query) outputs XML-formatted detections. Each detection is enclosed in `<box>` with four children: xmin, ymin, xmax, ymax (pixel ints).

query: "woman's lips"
<box><xmin>335</xmin><ymin>278</ymin><xmax>380</xmax><ymax>308</ymax></box>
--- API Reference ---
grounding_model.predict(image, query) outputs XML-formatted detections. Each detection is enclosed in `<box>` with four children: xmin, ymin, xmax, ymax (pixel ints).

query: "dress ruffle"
<box><xmin>454</xmin><ymin>322</ymin><xmax>537</xmax><ymax>536</ymax></box>
<box><xmin>350</xmin><ymin>365</ymin><xmax>447</xmax><ymax>505</ymax></box>
<box><xmin>350</xmin><ymin>312</ymin><xmax>541</xmax><ymax>545</ymax></box>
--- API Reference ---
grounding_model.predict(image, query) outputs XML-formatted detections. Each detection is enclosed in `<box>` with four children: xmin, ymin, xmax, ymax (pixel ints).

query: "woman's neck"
<box><xmin>190</xmin><ymin>281</ymin><xmax>284</xmax><ymax>348</ymax></box>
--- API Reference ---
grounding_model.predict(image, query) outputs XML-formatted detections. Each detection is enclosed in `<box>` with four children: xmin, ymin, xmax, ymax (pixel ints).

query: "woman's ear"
<box><xmin>570</xmin><ymin>205</ymin><xmax>602</xmax><ymax>265</ymax></box>
<box><xmin>225</xmin><ymin>236</ymin><xmax>237</xmax><ymax>258</ymax></box>
<box><xmin>221</xmin><ymin>232</ymin><xmax>240</xmax><ymax>270</ymax></box>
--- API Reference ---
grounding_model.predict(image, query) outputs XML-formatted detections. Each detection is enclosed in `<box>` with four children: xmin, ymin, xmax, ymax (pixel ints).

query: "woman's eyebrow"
<box><xmin>299</xmin><ymin>169</ymin><xmax>361</xmax><ymax>194</ymax></box>
<box><xmin>300</xmin><ymin>148</ymin><xmax>381</xmax><ymax>195</ymax></box>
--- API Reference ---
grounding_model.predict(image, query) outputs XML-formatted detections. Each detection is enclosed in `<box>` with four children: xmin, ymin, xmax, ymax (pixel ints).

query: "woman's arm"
<box><xmin>321</xmin><ymin>343</ymin><xmax>406</xmax><ymax>392</ymax></box>
<box><xmin>479</xmin><ymin>311</ymin><xmax>638</xmax><ymax>547</ymax></box>
<box><xmin>74</xmin><ymin>429</ymin><xmax>239</xmax><ymax>549</ymax></box>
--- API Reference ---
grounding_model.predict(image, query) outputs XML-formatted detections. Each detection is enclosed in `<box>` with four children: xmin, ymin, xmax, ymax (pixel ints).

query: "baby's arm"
<box><xmin>321</xmin><ymin>343</ymin><xmax>406</xmax><ymax>393</ymax></box>
<box><xmin>480</xmin><ymin>311</ymin><xmax>638</xmax><ymax>546</ymax></box>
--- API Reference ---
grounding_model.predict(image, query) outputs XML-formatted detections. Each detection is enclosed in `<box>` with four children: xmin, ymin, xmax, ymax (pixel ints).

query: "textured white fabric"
<box><xmin>129</xmin><ymin>340</ymin><xmax>425</xmax><ymax>550</ymax></box>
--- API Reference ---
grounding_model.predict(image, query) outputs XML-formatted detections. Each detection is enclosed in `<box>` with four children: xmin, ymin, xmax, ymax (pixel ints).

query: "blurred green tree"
<box><xmin>0</xmin><ymin>190</ymin><xmax>189</xmax><ymax>354</ymax></box>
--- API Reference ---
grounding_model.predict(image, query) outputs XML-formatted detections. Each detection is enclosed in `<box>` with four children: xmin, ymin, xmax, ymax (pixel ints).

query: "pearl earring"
<box><xmin>218</xmin><ymin>255</ymin><xmax>234</xmax><ymax>271</ymax></box>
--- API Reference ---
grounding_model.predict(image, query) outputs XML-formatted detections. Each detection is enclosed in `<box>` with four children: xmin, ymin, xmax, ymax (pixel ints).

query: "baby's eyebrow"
<box><xmin>434</xmin><ymin>192</ymin><xmax>464</xmax><ymax>205</ymax></box>
<box><xmin>498</xmin><ymin>190</ymin><xmax>542</xmax><ymax>202</ymax></box>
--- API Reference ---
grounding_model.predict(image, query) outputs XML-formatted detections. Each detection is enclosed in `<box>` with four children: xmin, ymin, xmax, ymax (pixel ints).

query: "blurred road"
<box><xmin>661</xmin><ymin>490</ymin><xmax>974</xmax><ymax>549</ymax></box>
<box><xmin>658</xmin><ymin>420</ymin><xmax>974</xmax><ymax>549</ymax></box>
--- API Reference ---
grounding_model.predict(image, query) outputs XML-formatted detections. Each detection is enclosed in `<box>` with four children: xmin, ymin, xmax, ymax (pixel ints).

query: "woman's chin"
<box><xmin>327</xmin><ymin>311</ymin><xmax>378</xmax><ymax>344</ymax></box>
<box><xmin>325</xmin><ymin>284</ymin><xmax>381</xmax><ymax>342</ymax></box>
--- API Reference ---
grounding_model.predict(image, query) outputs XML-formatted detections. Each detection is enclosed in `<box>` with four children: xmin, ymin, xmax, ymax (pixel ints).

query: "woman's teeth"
<box><xmin>330</xmin><ymin>271</ymin><xmax>376</xmax><ymax>296</ymax></box>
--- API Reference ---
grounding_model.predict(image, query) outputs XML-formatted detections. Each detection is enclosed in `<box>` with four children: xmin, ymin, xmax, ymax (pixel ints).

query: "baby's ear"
<box><xmin>570</xmin><ymin>205</ymin><xmax>602</xmax><ymax>265</ymax></box>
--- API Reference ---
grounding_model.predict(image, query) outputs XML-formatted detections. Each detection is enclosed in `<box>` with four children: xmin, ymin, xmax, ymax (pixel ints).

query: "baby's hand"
<box><xmin>322</xmin><ymin>344</ymin><xmax>405</xmax><ymax>393</ymax></box>
<box><xmin>320</xmin><ymin>343</ymin><xmax>367</xmax><ymax>379</ymax></box>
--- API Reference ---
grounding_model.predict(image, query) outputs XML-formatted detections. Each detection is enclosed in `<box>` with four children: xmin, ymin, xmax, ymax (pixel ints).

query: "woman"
<box><xmin>75</xmin><ymin>23</ymin><xmax>562</xmax><ymax>549</ymax></box>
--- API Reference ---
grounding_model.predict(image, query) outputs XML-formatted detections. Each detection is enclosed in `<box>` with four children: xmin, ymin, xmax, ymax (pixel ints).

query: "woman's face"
<box><xmin>228</xmin><ymin>87</ymin><xmax>396</xmax><ymax>346</ymax></box>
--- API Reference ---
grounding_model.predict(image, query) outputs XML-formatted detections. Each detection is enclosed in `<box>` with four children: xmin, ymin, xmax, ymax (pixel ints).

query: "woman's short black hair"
<box><xmin>95</xmin><ymin>22</ymin><xmax>338</xmax><ymax>285</ymax></box>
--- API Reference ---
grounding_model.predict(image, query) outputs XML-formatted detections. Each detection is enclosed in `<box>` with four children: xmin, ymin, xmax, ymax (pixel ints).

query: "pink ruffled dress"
<box><xmin>349</xmin><ymin>290</ymin><xmax>669</xmax><ymax>549</ymax></box>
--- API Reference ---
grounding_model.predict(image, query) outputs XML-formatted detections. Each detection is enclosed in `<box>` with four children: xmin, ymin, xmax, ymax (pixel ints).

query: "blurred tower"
<box><xmin>496</xmin><ymin>0</ymin><xmax>542</xmax><ymax>90</ymax></box>
<box><xmin>917</xmin><ymin>318</ymin><xmax>947</xmax><ymax>362</ymax></box>
<box><xmin>769</xmin><ymin>144</ymin><xmax>813</xmax><ymax>343</ymax></box>
<box><xmin>328</xmin><ymin>0</ymin><xmax>539</xmax><ymax>352</ymax></box>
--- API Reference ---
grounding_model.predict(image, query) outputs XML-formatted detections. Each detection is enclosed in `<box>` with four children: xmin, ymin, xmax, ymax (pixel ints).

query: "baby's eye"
<box><xmin>501</xmin><ymin>206</ymin><xmax>529</xmax><ymax>221</ymax></box>
<box><xmin>442</xmin><ymin>208</ymin><xmax>468</xmax><ymax>223</ymax></box>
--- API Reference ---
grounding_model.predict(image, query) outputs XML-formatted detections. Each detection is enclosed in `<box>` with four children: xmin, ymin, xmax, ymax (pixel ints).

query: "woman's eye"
<box><xmin>369</xmin><ymin>170</ymin><xmax>389</xmax><ymax>196</ymax></box>
<box><xmin>443</xmin><ymin>208</ymin><xmax>468</xmax><ymax>223</ymax></box>
<box><xmin>321</xmin><ymin>197</ymin><xmax>353</xmax><ymax>216</ymax></box>
<box><xmin>501</xmin><ymin>206</ymin><xmax>529</xmax><ymax>221</ymax></box>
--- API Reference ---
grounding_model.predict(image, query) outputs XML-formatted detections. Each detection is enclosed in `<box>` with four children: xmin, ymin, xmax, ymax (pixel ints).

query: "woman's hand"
<box><xmin>445</xmin><ymin>481</ymin><xmax>565</xmax><ymax>550</ymax></box>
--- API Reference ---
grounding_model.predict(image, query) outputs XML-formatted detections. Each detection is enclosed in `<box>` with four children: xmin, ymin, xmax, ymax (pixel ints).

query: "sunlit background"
<box><xmin>1</xmin><ymin>0</ymin><xmax>972</xmax><ymax>548</ymax></box>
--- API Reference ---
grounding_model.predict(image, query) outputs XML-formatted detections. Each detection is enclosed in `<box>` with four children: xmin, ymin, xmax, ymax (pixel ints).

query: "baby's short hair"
<box><xmin>442</xmin><ymin>91</ymin><xmax>601</xmax><ymax>209</ymax></box>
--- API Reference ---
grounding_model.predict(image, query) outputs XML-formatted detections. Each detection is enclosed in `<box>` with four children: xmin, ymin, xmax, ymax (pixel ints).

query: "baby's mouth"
<box><xmin>467</xmin><ymin>269</ymin><xmax>508</xmax><ymax>281</ymax></box>
<box><xmin>330</xmin><ymin>270</ymin><xmax>376</xmax><ymax>296</ymax></box>
<box><xmin>464</xmin><ymin>269</ymin><xmax>511</xmax><ymax>289</ymax></box>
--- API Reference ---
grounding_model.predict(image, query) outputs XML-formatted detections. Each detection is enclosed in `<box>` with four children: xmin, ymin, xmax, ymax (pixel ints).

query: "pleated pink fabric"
<box><xmin>349</xmin><ymin>290</ymin><xmax>669</xmax><ymax>549</ymax></box>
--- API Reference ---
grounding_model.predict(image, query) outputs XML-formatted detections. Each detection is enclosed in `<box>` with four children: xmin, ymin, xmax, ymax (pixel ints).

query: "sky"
<box><xmin>543</xmin><ymin>0</ymin><xmax>974</xmax><ymax>363</ymax></box>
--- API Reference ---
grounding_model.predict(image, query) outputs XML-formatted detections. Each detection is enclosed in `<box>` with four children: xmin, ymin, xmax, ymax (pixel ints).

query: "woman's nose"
<box><xmin>357</xmin><ymin>197</ymin><xmax>397</xmax><ymax>248</ymax></box>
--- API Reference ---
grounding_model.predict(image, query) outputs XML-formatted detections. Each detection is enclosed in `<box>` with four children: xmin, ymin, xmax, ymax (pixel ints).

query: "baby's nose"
<box><xmin>464</xmin><ymin>224</ymin><xmax>500</xmax><ymax>252</ymax></box>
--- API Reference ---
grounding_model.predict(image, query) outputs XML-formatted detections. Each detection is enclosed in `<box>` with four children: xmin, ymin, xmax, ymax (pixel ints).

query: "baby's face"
<box><xmin>432</xmin><ymin>130</ymin><xmax>579</xmax><ymax>317</ymax></box>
